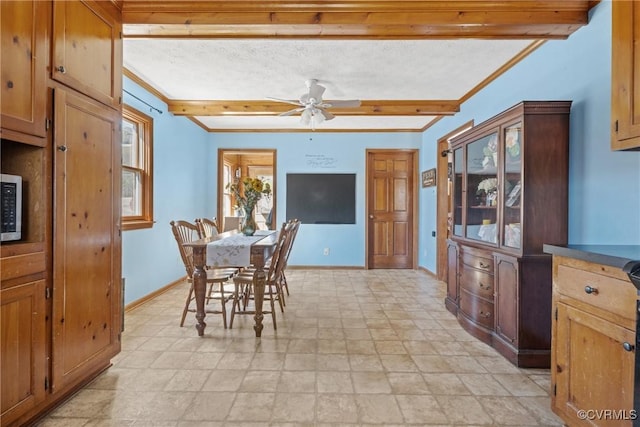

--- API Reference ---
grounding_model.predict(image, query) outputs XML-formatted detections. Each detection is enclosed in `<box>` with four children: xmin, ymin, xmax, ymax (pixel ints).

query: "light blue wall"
<box><xmin>210</xmin><ymin>132</ymin><xmax>422</xmax><ymax>266</ymax></box>
<box><xmin>419</xmin><ymin>0</ymin><xmax>640</xmax><ymax>272</ymax></box>
<box><xmin>121</xmin><ymin>0</ymin><xmax>639</xmax><ymax>304</ymax></box>
<box><xmin>122</xmin><ymin>78</ymin><xmax>214</xmax><ymax>303</ymax></box>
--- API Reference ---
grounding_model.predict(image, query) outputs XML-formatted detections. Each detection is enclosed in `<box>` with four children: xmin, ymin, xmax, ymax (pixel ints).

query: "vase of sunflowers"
<box><xmin>227</xmin><ymin>177</ymin><xmax>272</xmax><ymax>236</ymax></box>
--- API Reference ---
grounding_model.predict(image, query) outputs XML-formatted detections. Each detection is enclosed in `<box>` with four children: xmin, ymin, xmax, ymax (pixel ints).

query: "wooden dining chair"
<box><xmin>229</xmin><ymin>224</ymin><xmax>290</xmax><ymax>329</ymax></box>
<box><xmin>223</xmin><ymin>216</ymin><xmax>240</xmax><ymax>232</ymax></box>
<box><xmin>170</xmin><ymin>220</ymin><xmax>237</xmax><ymax>328</ymax></box>
<box><xmin>195</xmin><ymin>217</ymin><xmax>219</xmax><ymax>239</ymax></box>
<box><xmin>278</xmin><ymin>218</ymin><xmax>300</xmax><ymax>297</ymax></box>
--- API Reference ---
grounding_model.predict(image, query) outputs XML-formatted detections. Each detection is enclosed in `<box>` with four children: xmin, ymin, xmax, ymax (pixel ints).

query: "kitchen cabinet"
<box><xmin>611</xmin><ymin>0</ymin><xmax>640</xmax><ymax>150</ymax></box>
<box><xmin>0</xmin><ymin>1</ymin><xmax>122</xmax><ymax>425</ymax></box>
<box><xmin>0</xmin><ymin>279</ymin><xmax>46</xmax><ymax>424</ymax></box>
<box><xmin>446</xmin><ymin>101</ymin><xmax>571</xmax><ymax>367</ymax></box>
<box><xmin>52</xmin><ymin>0</ymin><xmax>122</xmax><ymax>109</ymax></box>
<box><xmin>550</xmin><ymin>253</ymin><xmax>638</xmax><ymax>426</ymax></box>
<box><xmin>0</xmin><ymin>0</ymin><xmax>49</xmax><ymax>140</ymax></box>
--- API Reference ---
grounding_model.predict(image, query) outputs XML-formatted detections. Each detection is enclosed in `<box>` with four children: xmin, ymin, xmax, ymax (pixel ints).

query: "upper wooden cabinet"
<box><xmin>611</xmin><ymin>0</ymin><xmax>640</xmax><ymax>151</ymax></box>
<box><xmin>52</xmin><ymin>0</ymin><xmax>122</xmax><ymax>109</ymax></box>
<box><xmin>0</xmin><ymin>0</ymin><xmax>49</xmax><ymax>139</ymax></box>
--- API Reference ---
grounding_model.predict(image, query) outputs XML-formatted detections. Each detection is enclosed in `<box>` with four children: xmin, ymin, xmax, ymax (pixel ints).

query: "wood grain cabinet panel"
<box><xmin>445</xmin><ymin>240</ymin><xmax>459</xmax><ymax>314</ymax></box>
<box><xmin>52</xmin><ymin>0</ymin><xmax>122</xmax><ymax>109</ymax></box>
<box><xmin>52</xmin><ymin>88</ymin><xmax>121</xmax><ymax>392</ymax></box>
<box><xmin>611</xmin><ymin>0</ymin><xmax>640</xmax><ymax>150</ymax></box>
<box><xmin>0</xmin><ymin>0</ymin><xmax>48</xmax><ymax>139</ymax></box>
<box><xmin>0</xmin><ymin>280</ymin><xmax>46</xmax><ymax>425</ymax></box>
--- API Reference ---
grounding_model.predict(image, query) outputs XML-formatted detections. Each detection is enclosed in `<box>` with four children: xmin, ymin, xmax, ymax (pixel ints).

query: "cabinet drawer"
<box><xmin>461</xmin><ymin>251</ymin><xmax>494</xmax><ymax>273</ymax></box>
<box><xmin>556</xmin><ymin>264</ymin><xmax>637</xmax><ymax>321</ymax></box>
<box><xmin>460</xmin><ymin>267</ymin><xmax>494</xmax><ymax>300</ymax></box>
<box><xmin>460</xmin><ymin>289</ymin><xmax>494</xmax><ymax>330</ymax></box>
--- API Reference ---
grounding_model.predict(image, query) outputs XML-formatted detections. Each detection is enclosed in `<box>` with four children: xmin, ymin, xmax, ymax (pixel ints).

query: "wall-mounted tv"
<box><xmin>286</xmin><ymin>173</ymin><xmax>356</xmax><ymax>224</ymax></box>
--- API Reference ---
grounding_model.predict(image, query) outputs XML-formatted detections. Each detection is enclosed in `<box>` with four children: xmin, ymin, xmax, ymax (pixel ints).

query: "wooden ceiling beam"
<box><xmin>167</xmin><ymin>100</ymin><xmax>460</xmax><ymax>116</ymax></box>
<box><xmin>121</xmin><ymin>1</ymin><xmax>594</xmax><ymax>39</ymax></box>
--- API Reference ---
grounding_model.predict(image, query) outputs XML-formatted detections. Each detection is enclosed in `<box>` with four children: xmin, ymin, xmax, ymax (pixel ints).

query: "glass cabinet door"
<box><xmin>502</xmin><ymin>123</ymin><xmax>522</xmax><ymax>248</ymax></box>
<box><xmin>452</xmin><ymin>147</ymin><xmax>463</xmax><ymax>237</ymax></box>
<box><xmin>465</xmin><ymin>132</ymin><xmax>498</xmax><ymax>244</ymax></box>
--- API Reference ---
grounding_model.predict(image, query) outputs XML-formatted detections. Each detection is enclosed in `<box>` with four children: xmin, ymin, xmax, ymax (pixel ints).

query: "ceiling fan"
<box><xmin>267</xmin><ymin>79</ymin><xmax>361</xmax><ymax>128</ymax></box>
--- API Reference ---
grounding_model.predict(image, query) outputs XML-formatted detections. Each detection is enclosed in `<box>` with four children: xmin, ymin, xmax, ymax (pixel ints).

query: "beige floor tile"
<box><xmin>277</xmin><ymin>370</ymin><xmax>316</xmax><ymax>392</ymax></box>
<box><xmin>351</xmin><ymin>371</ymin><xmax>392</xmax><ymax>393</ymax></box>
<box><xmin>271</xmin><ymin>393</ymin><xmax>316</xmax><ymax>423</ymax></box>
<box><xmin>436</xmin><ymin>395</ymin><xmax>493</xmax><ymax>424</ymax></box>
<box><xmin>355</xmin><ymin>394</ymin><xmax>404</xmax><ymax>424</ymax></box>
<box><xmin>458</xmin><ymin>373</ymin><xmax>511</xmax><ymax>396</ymax></box>
<box><xmin>387</xmin><ymin>372</ymin><xmax>431</xmax><ymax>394</ymax></box>
<box><xmin>317</xmin><ymin>371</ymin><xmax>354</xmax><ymax>393</ymax></box>
<box><xmin>201</xmin><ymin>370</ymin><xmax>245</xmax><ymax>391</ymax></box>
<box><xmin>396</xmin><ymin>394</ymin><xmax>449</xmax><ymax>424</ymax></box>
<box><xmin>316</xmin><ymin>394</ymin><xmax>358</xmax><ymax>423</ymax></box>
<box><xmin>226</xmin><ymin>392</ymin><xmax>275</xmax><ymax>421</ymax></box>
<box><xmin>493</xmin><ymin>373</ymin><xmax>549</xmax><ymax>396</ymax></box>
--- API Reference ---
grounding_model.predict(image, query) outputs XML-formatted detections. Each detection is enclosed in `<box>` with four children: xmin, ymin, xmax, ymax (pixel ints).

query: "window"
<box><xmin>122</xmin><ymin>105</ymin><xmax>153</xmax><ymax>230</ymax></box>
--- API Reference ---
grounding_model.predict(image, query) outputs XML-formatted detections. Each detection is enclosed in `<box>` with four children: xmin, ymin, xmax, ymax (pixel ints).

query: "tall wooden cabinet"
<box><xmin>611</xmin><ymin>0</ymin><xmax>640</xmax><ymax>151</ymax></box>
<box><xmin>445</xmin><ymin>101</ymin><xmax>571</xmax><ymax>367</ymax></box>
<box><xmin>0</xmin><ymin>1</ymin><xmax>122</xmax><ymax>425</ymax></box>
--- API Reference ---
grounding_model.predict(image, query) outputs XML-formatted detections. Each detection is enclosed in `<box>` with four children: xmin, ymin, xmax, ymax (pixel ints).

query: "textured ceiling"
<box><xmin>124</xmin><ymin>38</ymin><xmax>535</xmax><ymax>131</ymax></box>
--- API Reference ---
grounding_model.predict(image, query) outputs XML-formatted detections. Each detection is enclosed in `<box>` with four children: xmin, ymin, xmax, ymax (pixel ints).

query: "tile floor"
<box><xmin>36</xmin><ymin>269</ymin><xmax>563</xmax><ymax>426</ymax></box>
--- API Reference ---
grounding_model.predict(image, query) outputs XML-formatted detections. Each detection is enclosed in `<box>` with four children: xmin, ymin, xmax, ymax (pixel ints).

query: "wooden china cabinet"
<box><xmin>445</xmin><ymin>101</ymin><xmax>571</xmax><ymax>368</ymax></box>
<box><xmin>1</xmin><ymin>1</ymin><xmax>122</xmax><ymax>425</ymax></box>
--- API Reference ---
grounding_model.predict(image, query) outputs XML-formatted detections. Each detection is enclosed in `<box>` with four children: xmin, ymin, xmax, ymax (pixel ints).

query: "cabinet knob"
<box><xmin>56</xmin><ymin>65</ymin><xmax>66</xmax><ymax>74</ymax></box>
<box><xmin>584</xmin><ymin>285</ymin><xmax>598</xmax><ymax>295</ymax></box>
<box><xmin>479</xmin><ymin>282</ymin><xmax>491</xmax><ymax>291</ymax></box>
<box><xmin>479</xmin><ymin>310</ymin><xmax>491</xmax><ymax>318</ymax></box>
<box><xmin>479</xmin><ymin>262</ymin><xmax>490</xmax><ymax>269</ymax></box>
<box><xmin>369</xmin><ymin>215</ymin><xmax>374</xmax><ymax>219</ymax></box>
<box><xmin>57</xmin><ymin>145</ymin><xmax>67</xmax><ymax>152</ymax></box>
<box><xmin>623</xmin><ymin>342</ymin><xmax>635</xmax><ymax>352</ymax></box>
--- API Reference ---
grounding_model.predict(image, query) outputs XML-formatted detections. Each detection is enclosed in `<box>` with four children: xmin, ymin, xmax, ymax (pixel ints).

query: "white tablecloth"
<box><xmin>206</xmin><ymin>230</ymin><xmax>274</xmax><ymax>267</ymax></box>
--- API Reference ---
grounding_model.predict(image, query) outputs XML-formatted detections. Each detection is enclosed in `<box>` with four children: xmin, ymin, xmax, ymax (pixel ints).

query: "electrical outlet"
<box><xmin>323</xmin><ymin>248</ymin><xmax>330</xmax><ymax>256</ymax></box>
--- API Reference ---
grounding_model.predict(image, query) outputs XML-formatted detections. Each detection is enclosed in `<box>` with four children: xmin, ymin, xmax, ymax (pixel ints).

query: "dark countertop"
<box><xmin>543</xmin><ymin>244</ymin><xmax>640</xmax><ymax>270</ymax></box>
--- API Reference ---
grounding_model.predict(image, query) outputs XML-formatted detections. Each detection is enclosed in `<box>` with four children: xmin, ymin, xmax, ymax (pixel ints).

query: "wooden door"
<box><xmin>52</xmin><ymin>88</ymin><xmax>121</xmax><ymax>391</ymax></box>
<box><xmin>0</xmin><ymin>279</ymin><xmax>46</xmax><ymax>425</ymax></box>
<box><xmin>367</xmin><ymin>150</ymin><xmax>416</xmax><ymax>269</ymax></box>
<box><xmin>0</xmin><ymin>0</ymin><xmax>48</xmax><ymax>138</ymax></box>
<box><xmin>553</xmin><ymin>302</ymin><xmax>635</xmax><ymax>426</ymax></box>
<box><xmin>52</xmin><ymin>0</ymin><xmax>122</xmax><ymax>109</ymax></box>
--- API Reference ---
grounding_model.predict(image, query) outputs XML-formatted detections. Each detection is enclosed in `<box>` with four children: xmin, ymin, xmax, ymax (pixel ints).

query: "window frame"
<box><xmin>121</xmin><ymin>105</ymin><xmax>154</xmax><ymax>230</ymax></box>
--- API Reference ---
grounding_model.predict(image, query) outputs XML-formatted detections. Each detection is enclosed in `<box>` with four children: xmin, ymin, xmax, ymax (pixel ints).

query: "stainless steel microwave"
<box><xmin>1</xmin><ymin>173</ymin><xmax>22</xmax><ymax>242</ymax></box>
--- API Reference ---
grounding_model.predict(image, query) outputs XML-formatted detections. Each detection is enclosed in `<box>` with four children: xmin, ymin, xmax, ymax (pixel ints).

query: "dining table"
<box><xmin>184</xmin><ymin>229</ymin><xmax>279</xmax><ymax>337</ymax></box>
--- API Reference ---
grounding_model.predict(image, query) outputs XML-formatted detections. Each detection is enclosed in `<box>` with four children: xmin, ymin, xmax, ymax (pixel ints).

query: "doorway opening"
<box><xmin>217</xmin><ymin>149</ymin><xmax>276</xmax><ymax>232</ymax></box>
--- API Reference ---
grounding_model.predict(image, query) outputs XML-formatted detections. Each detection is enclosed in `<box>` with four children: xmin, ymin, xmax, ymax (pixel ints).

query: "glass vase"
<box><xmin>241</xmin><ymin>205</ymin><xmax>257</xmax><ymax>236</ymax></box>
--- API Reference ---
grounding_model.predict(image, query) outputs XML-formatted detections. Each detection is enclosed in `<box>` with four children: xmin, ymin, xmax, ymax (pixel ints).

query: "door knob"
<box><xmin>623</xmin><ymin>342</ymin><xmax>635</xmax><ymax>352</ymax></box>
<box><xmin>369</xmin><ymin>215</ymin><xmax>374</xmax><ymax>219</ymax></box>
<box><xmin>56</xmin><ymin>65</ymin><xmax>66</xmax><ymax>74</ymax></box>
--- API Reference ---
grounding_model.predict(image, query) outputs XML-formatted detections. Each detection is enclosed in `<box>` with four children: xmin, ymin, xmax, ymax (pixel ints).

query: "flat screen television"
<box><xmin>286</xmin><ymin>173</ymin><xmax>356</xmax><ymax>224</ymax></box>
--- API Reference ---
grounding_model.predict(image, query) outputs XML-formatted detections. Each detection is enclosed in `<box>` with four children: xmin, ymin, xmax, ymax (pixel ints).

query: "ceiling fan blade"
<box><xmin>266</xmin><ymin>96</ymin><xmax>302</xmax><ymax>106</ymax></box>
<box><xmin>319</xmin><ymin>109</ymin><xmax>335</xmax><ymax>121</ymax></box>
<box><xmin>279</xmin><ymin>107</ymin><xmax>305</xmax><ymax>117</ymax></box>
<box><xmin>323</xmin><ymin>99</ymin><xmax>361</xmax><ymax>108</ymax></box>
